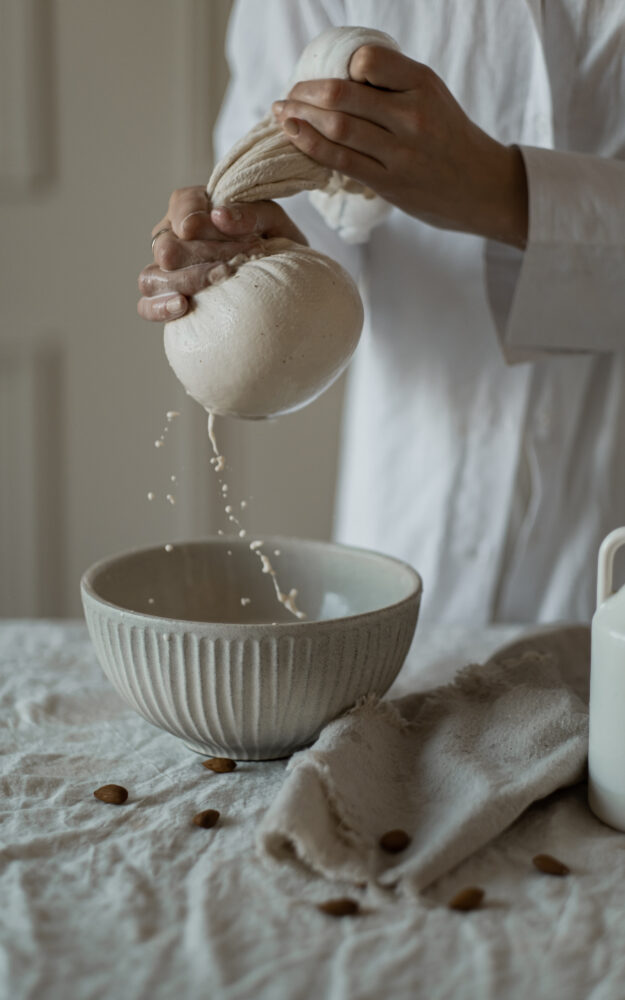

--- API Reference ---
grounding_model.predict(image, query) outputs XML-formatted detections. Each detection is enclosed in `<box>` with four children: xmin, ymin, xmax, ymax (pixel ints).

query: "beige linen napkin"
<box><xmin>258</xmin><ymin>627</ymin><xmax>589</xmax><ymax>890</ymax></box>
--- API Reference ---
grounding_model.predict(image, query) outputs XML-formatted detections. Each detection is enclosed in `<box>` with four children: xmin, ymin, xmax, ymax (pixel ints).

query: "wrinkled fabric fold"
<box><xmin>258</xmin><ymin>627</ymin><xmax>590</xmax><ymax>890</ymax></box>
<box><xmin>206</xmin><ymin>26</ymin><xmax>397</xmax><ymax>241</ymax></box>
<box><xmin>208</xmin><ymin>113</ymin><xmax>332</xmax><ymax>207</ymax></box>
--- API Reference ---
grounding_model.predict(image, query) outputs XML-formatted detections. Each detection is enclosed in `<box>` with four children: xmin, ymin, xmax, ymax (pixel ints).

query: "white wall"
<box><xmin>0</xmin><ymin>0</ymin><xmax>344</xmax><ymax>617</ymax></box>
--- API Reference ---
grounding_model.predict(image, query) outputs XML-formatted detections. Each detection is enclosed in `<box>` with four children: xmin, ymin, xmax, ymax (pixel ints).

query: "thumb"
<box><xmin>349</xmin><ymin>45</ymin><xmax>422</xmax><ymax>91</ymax></box>
<box><xmin>211</xmin><ymin>201</ymin><xmax>307</xmax><ymax>244</ymax></box>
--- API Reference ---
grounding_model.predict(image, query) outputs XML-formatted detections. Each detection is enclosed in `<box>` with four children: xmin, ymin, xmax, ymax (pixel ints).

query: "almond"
<box><xmin>317</xmin><ymin>898</ymin><xmax>360</xmax><ymax>917</ymax></box>
<box><xmin>532</xmin><ymin>853</ymin><xmax>570</xmax><ymax>876</ymax></box>
<box><xmin>93</xmin><ymin>784</ymin><xmax>128</xmax><ymax>805</ymax></box>
<box><xmin>448</xmin><ymin>887</ymin><xmax>484</xmax><ymax>912</ymax></box>
<box><xmin>379</xmin><ymin>829</ymin><xmax>411</xmax><ymax>854</ymax></box>
<box><xmin>202</xmin><ymin>757</ymin><xmax>237</xmax><ymax>773</ymax></box>
<box><xmin>192</xmin><ymin>809</ymin><xmax>220</xmax><ymax>829</ymax></box>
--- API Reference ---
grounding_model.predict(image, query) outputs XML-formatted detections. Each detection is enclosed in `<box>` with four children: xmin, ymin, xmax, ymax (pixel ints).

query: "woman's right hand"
<box><xmin>137</xmin><ymin>186</ymin><xmax>307</xmax><ymax>322</ymax></box>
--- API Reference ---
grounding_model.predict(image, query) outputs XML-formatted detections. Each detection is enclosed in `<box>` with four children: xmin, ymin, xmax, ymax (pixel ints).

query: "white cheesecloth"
<box><xmin>207</xmin><ymin>26</ymin><xmax>399</xmax><ymax>243</ymax></box>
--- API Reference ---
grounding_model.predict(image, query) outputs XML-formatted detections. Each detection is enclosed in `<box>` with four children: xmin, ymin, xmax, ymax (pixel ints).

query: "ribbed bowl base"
<box><xmin>181</xmin><ymin>736</ymin><xmax>295</xmax><ymax>762</ymax></box>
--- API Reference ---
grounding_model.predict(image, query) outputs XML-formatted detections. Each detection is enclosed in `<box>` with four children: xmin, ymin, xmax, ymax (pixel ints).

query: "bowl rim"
<box><xmin>80</xmin><ymin>535</ymin><xmax>423</xmax><ymax>631</ymax></box>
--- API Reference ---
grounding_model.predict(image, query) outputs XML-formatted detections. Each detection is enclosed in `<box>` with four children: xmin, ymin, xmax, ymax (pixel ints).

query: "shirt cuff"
<box><xmin>487</xmin><ymin>145</ymin><xmax>625</xmax><ymax>363</ymax></box>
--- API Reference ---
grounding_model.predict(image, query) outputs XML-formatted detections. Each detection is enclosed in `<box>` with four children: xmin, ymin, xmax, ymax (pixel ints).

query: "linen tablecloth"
<box><xmin>2</xmin><ymin>620</ymin><xmax>625</xmax><ymax>1000</ymax></box>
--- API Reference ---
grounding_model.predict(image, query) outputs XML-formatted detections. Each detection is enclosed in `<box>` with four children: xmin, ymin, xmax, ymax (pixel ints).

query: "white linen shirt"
<box><xmin>215</xmin><ymin>0</ymin><xmax>625</xmax><ymax>625</ymax></box>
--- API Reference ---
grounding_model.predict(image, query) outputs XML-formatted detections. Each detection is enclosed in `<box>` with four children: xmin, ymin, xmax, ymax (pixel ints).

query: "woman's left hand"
<box><xmin>272</xmin><ymin>45</ymin><xmax>527</xmax><ymax>248</ymax></box>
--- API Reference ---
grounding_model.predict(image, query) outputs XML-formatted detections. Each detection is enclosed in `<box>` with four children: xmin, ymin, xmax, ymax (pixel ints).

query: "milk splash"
<box><xmin>206</xmin><ymin>411</ymin><xmax>306</xmax><ymax>620</ymax></box>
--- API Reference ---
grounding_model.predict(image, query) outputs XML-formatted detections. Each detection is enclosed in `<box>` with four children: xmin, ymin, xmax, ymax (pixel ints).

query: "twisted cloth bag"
<box><xmin>164</xmin><ymin>28</ymin><xmax>397</xmax><ymax>418</ymax></box>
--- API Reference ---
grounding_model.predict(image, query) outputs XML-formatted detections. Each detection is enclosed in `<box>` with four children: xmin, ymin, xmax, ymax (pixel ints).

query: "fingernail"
<box><xmin>181</xmin><ymin>211</ymin><xmax>203</xmax><ymax>233</ymax></box>
<box><xmin>272</xmin><ymin>100</ymin><xmax>285</xmax><ymax>115</ymax></box>
<box><xmin>166</xmin><ymin>296</ymin><xmax>184</xmax><ymax>314</ymax></box>
<box><xmin>213</xmin><ymin>205</ymin><xmax>242</xmax><ymax>222</ymax></box>
<box><xmin>284</xmin><ymin>118</ymin><xmax>300</xmax><ymax>137</ymax></box>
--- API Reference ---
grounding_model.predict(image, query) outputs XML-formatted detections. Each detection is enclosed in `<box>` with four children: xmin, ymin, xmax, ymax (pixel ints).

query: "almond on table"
<box><xmin>317</xmin><ymin>898</ymin><xmax>360</xmax><ymax>917</ymax></box>
<box><xmin>448</xmin><ymin>887</ymin><xmax>485</xmax><ymax>912</ymax></box>
<box><xmin>379</xmin><ymin>829</ymin><xmax>411</xmax><ymax>853</ymax></box>
<box><xmin>532</xmin><ymin>853</ymin><xmax>570</xmax><ymax>876</ymax></box>
<box><xmin>192</xmin><ymin>809</ymin><xmax>220</xmax><ymax>829</ymax></box>
<box><xmin>202</xmin><ymin>757</ymin><xmax>237</xmax><ymax>773</ymax></box>
<box><xmin>93</xmin><ymin>784</ymin><xmax>128</xmax><ymax>805</ymax></box>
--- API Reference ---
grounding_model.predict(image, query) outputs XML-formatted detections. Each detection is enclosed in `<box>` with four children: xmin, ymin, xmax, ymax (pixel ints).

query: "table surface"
<box><xmin>2</xmin><ymin>620</ymin><xmax>624</xmax><ymax>1000</ymax></box>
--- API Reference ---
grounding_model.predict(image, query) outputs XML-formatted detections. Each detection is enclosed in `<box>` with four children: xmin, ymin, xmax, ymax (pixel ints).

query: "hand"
<box><xmin>137</xmin><ymin>187</ymin><xmax>307</xmax><ymax>322</ymax></box>
<box><xmin>272</xmin><ymin>46</ymin><xmax>528</xmax><ymax>248</ymax></box>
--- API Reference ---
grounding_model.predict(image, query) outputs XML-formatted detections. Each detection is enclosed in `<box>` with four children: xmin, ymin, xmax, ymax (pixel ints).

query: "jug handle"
<box><xmin>597</xmin><ymin>528</ymin><xmax>625</xmax><ymax>608</ymax></box>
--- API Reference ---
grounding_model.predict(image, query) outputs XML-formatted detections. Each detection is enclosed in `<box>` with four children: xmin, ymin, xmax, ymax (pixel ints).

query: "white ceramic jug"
<box><xmin>588</xmin><ymin>527</ymin><xmax>625</xmax><ymax>831</ymax></box>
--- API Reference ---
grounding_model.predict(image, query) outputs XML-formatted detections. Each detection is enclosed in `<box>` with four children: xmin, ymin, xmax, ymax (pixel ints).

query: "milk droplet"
<box><xmin>165</xmin><ymin>544</ymin><xmax>173</xmax><ymax>553</ymax></box>
<box><xmin>166</xmin><ymin>494</ymin><xmax>175</xmax><ymax>505</ymax></box>
<box><xmin>217</xmin><ymin>529</ymin><xmax>224</xmax><ymax>536</ymax></box>
<box><xmin>154</xmin><ymin>440</ymin><xmax>163</xmax><ymax>448</ymax></box>
<box><xmin>166</xmin><ymin>410</ymin><xmax>180</xmax><ymax>421</ymax></box>
<box><xmin>206</xmin><ymin>409</ymin><xmax>306</xmax><ymax>620</ymax></box>
<box><xmin>240</xmin><ymin>597</ymin><xmax>251</xmax><ymax>606</ymax></box>
<box><xmin>147</xmin><ymin>492</ymin><xmax>155</xmax><ymax>501</ymax></box>
<box><xmin>148</xmin><ymin>597</ymin><xmax>155</xmax><ymax>605</ymax></box>
<box><xmin>170</xmin><ymin>475</ymin><xmax>176</xmax><ymax>482</ymax></box>
<box><xmin>227</xmin><ymin>549</ymin><xmax>232</xmax><ymax>556</ymax></box>
<box><xmin>274</xmin><ymin>549</ymin><xmax>281</xmax><ymax>556</ymax></box>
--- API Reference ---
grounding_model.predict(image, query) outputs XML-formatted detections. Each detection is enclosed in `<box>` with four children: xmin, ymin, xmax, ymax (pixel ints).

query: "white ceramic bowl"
<box><xmin>81</xmin><ymin>537</ymin><xmax>422</xmax><ymax>760</ymax></box>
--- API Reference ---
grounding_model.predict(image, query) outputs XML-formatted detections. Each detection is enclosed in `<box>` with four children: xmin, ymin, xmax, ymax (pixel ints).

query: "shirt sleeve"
<box><xmin>213</xmin><ymin>0</ymin><xmax>363</xmax><ymax>282</ymax></box>
<box><xmin>487</xmin><ymin>146</ymin><xmax>625</xmax><ymax>363</ymax></box>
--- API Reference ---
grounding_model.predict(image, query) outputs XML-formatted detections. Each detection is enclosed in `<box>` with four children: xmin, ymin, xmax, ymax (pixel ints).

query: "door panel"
<box><xmin>1</xmin><ymin>0</ymin><xmax>342</xmax><ymax>617</ymax></box>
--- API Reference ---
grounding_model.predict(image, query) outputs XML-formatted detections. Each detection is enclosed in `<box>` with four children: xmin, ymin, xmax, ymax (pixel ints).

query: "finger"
<box><xmin>277</xmin><ymin>118</ymin><xmax>385</xmax><ymax>187</ymax></box>
<box><xmin>137</xmin><ymin>261</ymin><xmax>238</xmax><ymax>322</ymax></box>
<box><xmin>137</xmin><ymin>293</ymin><xmax>189</xmax><ymax>322</ymax></box>
<box><xmin>151</xmin><ymin>215</ymin><xmax>171</xmax><ymax>239</ymax></box>
<box><xmin>154</xmin><ymin>232</ymin><xmax>262</xmax><ymax>271</ymax></box>
<box><xmin>280</xmin><ymin>78</ymin><xmax>393</xmax><ymax>131</ymax></box>
<box><xmin>167</xmin><ymin>186</ymin><xmax>214</xmax><ymax>238</ymax></box>
<box><xmin>349</xmin><ymin>45</ymin><xmax>427</xmax><ymax>92</ymax></box>
<box><xmin>177</xmin><ymin>211</ymin><xmax>224</xmax><ymax>241</ymax></box>
<box><xmin>139</xmin><ymin>261</ymin><xmax>230</xmax><ymax>298</ymax></box>
<box><xmin>151</xmin><ymin>204</ymin><xmax>221</xmax><ymax>244</ymax></box>
<box><xmin>273</xmin><ymin>99</ymin><xmax>390</xmax><ymax>164</ymax></box>
<box><xmin>210</xmin><ymin>202</ymin><xmax>307</xmax><ymax>244</ymax></box>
